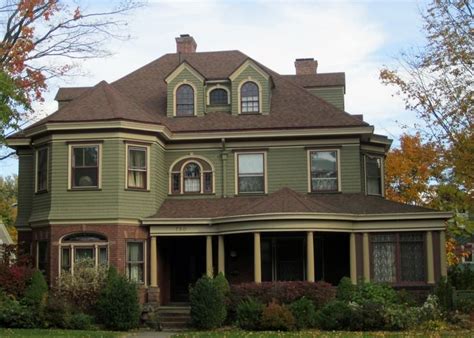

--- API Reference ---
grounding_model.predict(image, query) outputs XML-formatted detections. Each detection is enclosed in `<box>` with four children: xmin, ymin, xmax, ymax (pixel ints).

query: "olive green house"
<box><xmin>7</xmin><ymin>35</ymin><xmax>451</xmax><ymax>304</ymax></box>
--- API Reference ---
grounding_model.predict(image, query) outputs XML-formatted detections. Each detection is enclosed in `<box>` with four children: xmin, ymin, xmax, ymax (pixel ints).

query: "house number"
<box><xmin>176</xmin><ymin>226</ymin><xmax>187</xmax><ymax>232</ymax></box>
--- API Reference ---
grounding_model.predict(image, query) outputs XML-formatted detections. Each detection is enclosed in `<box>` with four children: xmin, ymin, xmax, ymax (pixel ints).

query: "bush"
<box><xmin>348</xmin><ymin>301</ymin><xmax>385</xmax><ymax>331</ymax></box>
<box><xmin>0</xmin><ymin>291</ymin><xmax>37</xmax><ymax>328</ymax></box>
<box><xmin>189</xmin><ymin>275</ymin><xmax>227</xmax><ymax>329</ymax></box>
<box><xmin>69</xmin><ymin>313</ymin><xmax>94</xmax><ymax>330</ymax></box>
<box><xmin>260</xmin><ymin>301</ymin><xmax>295</xmax><ymax>331</ymax></box>
<box><xmin>435</xmin><ymin>277</ymin><xmax>454</xmax><ymax>311</ymax></box>
<box><xmin>22</xmin><ymin>270</ymin><xmax>48</xmax><ymax>309</ymax></box>
<box><xmin>214</xmin><ymin>272</ymin><xmax>230</xmax><ymax>297</ymax></box>
<box><xmin>449</xmin><ymin>264</ymin><xmax>474</xmax><ymax>290</ymax></box>
<box><xmin>314</xmin><ymin>300</ymin><xmax>352</xmax><ymax>330</ymax></box>
<box><xmin>336</xmin><ymin>277</ymin><xmax>355</xmax><ymax>302</ymax></box>
<box><xmin>351</xmin><ymin>281</ymin><xmax>399</xmax><ymax>306</ymax></box>
<box><xmin>96</xmin><ymin>267</ymin><xmax>140</xmax><ymax>331</ymax></box>
<box><xmin>56</xmin><ymin>258</ymin><xmax>107</xmax><ymax>314</ymax></box>
<box><xmin>0</xmin><ymin>260</ymin><xmax>35</xmax><ymax>299</ymax></box>
<box><xmin>236</xmin><ymin>297</ymin><xmax>264</xmax><ymax>330</ymax></box>
<box><xmin>43</xmin><ymin>293</ymin><xmax>73</xmax><ymax>329</ymax></box>
<box><xmin>384</xmin><ymin>304</ymin><xmax>419</xmax><ymax>331</ymax></box>
<box><xmin>289</xmin><ymin>297</ymin><xmax>316</xmax><ymax>329</ymax></box>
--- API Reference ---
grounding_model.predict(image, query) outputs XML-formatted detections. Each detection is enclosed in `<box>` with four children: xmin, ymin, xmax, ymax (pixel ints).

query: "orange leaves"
<box><xmin>73</xmin><ymin>7</ymin><xmax>81</xmax><ymax>20</ymax></box>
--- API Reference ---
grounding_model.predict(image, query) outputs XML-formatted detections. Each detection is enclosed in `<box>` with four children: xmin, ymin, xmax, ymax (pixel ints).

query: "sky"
<box><xmin>1</xmin><ymin>0</ymin><xmax>429</xmax><ymax>176</ymax></box>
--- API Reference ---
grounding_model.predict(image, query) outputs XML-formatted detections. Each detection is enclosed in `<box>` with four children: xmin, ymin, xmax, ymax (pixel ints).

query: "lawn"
<box><xmin>0</xmin><ymin>328</ymin><xmax>123</xmax><ymax>337</ymax></box>
<box><xmin>173</xmin><ymin>330</ymin><xmax>474</xmax><ymax>338</ymax></box>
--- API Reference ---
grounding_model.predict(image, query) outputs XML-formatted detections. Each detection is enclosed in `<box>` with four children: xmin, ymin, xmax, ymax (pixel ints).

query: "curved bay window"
<box><xmin>209</xmin><ymin>88</ymin><xmax>228</xmax><ymax>105</ymax></box>
<box><xmin>176</xmin><ymin>84</ymin><xmax>194</xmax><ymax>116</ymax></box>
<box><xmin>241</xmin><ymin>81</ymin><xmax>259</xmax><ymax>113</ymax></box>
<box><xmin>60</xmin><ymin>233</ymin><xmax>108</xmax><ymax>273</ymax></box>
<box><xmin>170</xmin><ymin>157</ymin><xmax>214</xmax><ymax>194</ymax></box>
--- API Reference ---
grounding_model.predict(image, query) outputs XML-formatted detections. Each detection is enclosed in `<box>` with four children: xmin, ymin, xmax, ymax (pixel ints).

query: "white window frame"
<box><xmin>173</xmin><ymin>80</ymin><xmax>197</xmax><ymax>117</ymax></box>
<box><xmin>234</xmin><ymin>151</ymin><xmax>268</xmax><ymax>195</ymax></box>
<box><xmin>58</xmin><ymin>238</ymin><xmax>109</xmax><ymax>276</ymax></box>
<box><xmin>126</xmin><ymin>240</ymin><xmax>147</xmax><ymax>285</ymax></box>
<box><xmin>364</xmin><ymin>154</ymin><xmax>384</xmax><ymax>197</ymax></box>
<box><xmin>237</xmin><ymin>78</ymin><xmax>263</xmax><ymax>114</ymax></box>
<box><xmin>68</xmin><ymin>143</ymin><xmax>102</xmax><ymax>190</ymax></box>
<box><xmin>125</xmin><ymin>143</ymin><xmax>150</xmax><ymax>190</ymax></box>
<box><xmin>35</xmin><ymin>147</ymin><xmax>49</xmax><ymax>193</ymax></box>
<box><xmin>307</xmin><ymin>149</ymin><xmax>341</xmax><ymax>193</ymax></box>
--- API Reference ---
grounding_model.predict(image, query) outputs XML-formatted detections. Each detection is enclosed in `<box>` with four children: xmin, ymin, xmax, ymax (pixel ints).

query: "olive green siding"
<box><xmin>267</xmin><ymin>148</ymin><xmax>308</xmax><ymax>193</ymax></box>
<box><xmin>166</xmin><ymin>68</ymin><xmax>205</xmax><ymax>117</ymax></box>
<box><xmin>340</xmin><ymin>145</ymin><xmax>362</xmax><ymax>193</ymax></box>
<box><xmin>231</xmin><ymin>65</ymin><xmax>270</xmax><ymax>115</ymax></box>
<box><xmin>16</xmin><ymin>149</ymin><xmax>34</xmax><ymax>228</ymax></box>
<box><xmin>307</xmin><ymin>87</ymin><xmax>345</xmax><ymax>111</ymax></box>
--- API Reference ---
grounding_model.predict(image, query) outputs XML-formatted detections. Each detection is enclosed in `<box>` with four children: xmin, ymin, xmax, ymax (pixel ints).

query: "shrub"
<box><xmin>384</xmin><ymin>304</ymin><xmax>419</xmax><ymax>331</ymax></box>
<box><xmin>260</xmin><ymin>300</ymin><xmax>295</xmax><ymax>331</ymax></box>
<box><xmin>456</xmin><ymin>297</ymin><xmax>474</xmax><ymax>314</ymax></box>
<box><xmin>351</xmin><ymin>281</ymin><xmax>399</xmax><ymax>306</ymax></box>
<box><xmin>214</xmin><ymin>272</ymin><xmax>230</xmax><ymax>297</ymax></box>
<box><xmin>69</xmin><ymin>313</ymin><xmax>94</xmax><ymax>330</ymax></box>
<box><xmin>336</xmin><ymin>277</ymin><xmax>355</xmax><ymax>302</ymax></box>
<box><xmin>43</xmin><ymin>293</ymin><xmax>73</xmax><ymax>329</ymax></box>
<box><xmin>449</xmin><ymin>264</ymin><xmax>474</xmax><ymax>290</ymax></box>
<box><xmin>189</xmin><ymin>275</ymin><xmax>227</xmax><ymax>329</ymax></box>
<box><xmin>22</xmin><ymin>270</ymin><xmax>48</xmax><ymax>309</ymax></box>
<box><xmin>0</xmin><ymin>291</ymin><xmax>37</xmax><ymax>328</ymax></box>
<box><xmin>289</xmin><ymin>297</ymin><xmax>316</xmax><ymax>329</ymax></box>
<box><xmin>56</xmin><ymin>258</ymin><xmax>107</xmax><ymax>313</ymax></box>
<box><xmin>0</xmin><ymin>260</ymin><xmax>35</xmax><ymax>299</ymax></box>
<box><xmin>96</xmin><ymin>267</ymin><xmax>140</xmax><ymax>331</ymax></box>
<box><xmin>236</xmin><ymin>297</ymin><xmax>264</xmax><ymax>330</ymax></box>
<box><xmin>348</xmin><ymin>301</ymin><xmax>385</xmax><ymax>331</ymax></box>
<box><xmin>435</xmin><ymin>277</ymin><xmax>454</xmax><ymax>311</ymax></box>
<box><xmin>417</xmin><ymin>294</ymin><xmax>443</xmax><ymax>322</ymax></box>
<box><xmin>314</xmin><ymin>300</ymin><xmax>352</xmax><ymax>330</ymax></box>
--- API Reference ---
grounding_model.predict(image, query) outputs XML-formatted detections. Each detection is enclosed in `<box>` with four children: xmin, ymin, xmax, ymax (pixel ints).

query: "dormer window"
<box><xmin>170</xmin><ymin>157</ymin><xmax>214</xmax><ymax>194</ymax></box>
<box><xmin>209</xmin><ymin>88</ymin><xmax>228</xmax><ymax>105</ymax></box>
<box><xmin>176</xmin><ymin>84</ymin><xmax>194</xmax><ymax>116</ymax></box>
<box><xmin>241</xmin><ymin>82</ymin><xmax>259</xmax><ymax>114</ymax></box>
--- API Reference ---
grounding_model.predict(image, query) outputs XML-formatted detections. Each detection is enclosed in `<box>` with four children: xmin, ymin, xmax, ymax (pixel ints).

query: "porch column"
<box><xmin>426</xmin><ymin>231</ymin><xmax>435</xmax><ymax>284</ymax></box>
<box><xmin>440</xmin><ymin>230</ymin><xmax>448</xmax><ymax>277</ymax></box>
<box><xmin>218</xmin><ymin>235</ymin><xmax>225</xmax><ymax>275</ymax></box>
<box><xmin>362</xmin><ymin>232</ymin><xmax>370</xmax><ymax>282</ymax></box>
<box><xmin>150</xmin><ymin>236</ymin><xmax>158</xmax><ymax>287</ymax></box>
<box><xmin>350</xmin><ymin>233</ymin><xmax>357</xmax><ymax>284</ymax></box>
<box><xmin>206</xmin><ymin>235</ymin><xmax>213</xmax><ymax>277</ymax></box>
<box><xmin>306</xmin><ymin>231</ymin><xmax>315</xmax><ymax>282</ymax></box>
<box><xmin>254</xmin><ymin>232</ymin><xmax>262</xmax><ymax>283</ymax></box>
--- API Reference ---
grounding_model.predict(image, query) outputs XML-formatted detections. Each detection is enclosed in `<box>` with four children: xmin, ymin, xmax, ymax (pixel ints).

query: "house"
<box><xmin>6</xmin><ymin>35</ymin><xmax>451</xmax><ymax>304</ymax></box>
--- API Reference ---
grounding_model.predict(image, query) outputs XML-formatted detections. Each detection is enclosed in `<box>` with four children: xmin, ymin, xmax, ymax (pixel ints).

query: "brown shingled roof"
<box><xmin>283</xmin><ymin>73</ymin><xmax>345</xmax><ymax>88</ymax></box>
<box><xmin>54</xmin><ymin>87</ymin><xmax>90</xmax><ymax>101</ymax></box>
<box><xmin>19</xmin><ymin>50</ymin><xmax>369</xmax><ymax>135</ymax></box>
<box><xmin>150</xmin><ymin>188</ymin><xmax>436</xmax><ymax>220</ymax></box>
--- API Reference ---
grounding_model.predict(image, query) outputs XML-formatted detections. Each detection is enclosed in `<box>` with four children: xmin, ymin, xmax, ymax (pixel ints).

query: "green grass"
<box><xmin>0</xmin><ymin>328</ymin><xmax>123</xmax><ymax>337</ymax></box>
<box><xmin>173</xmin><ymin>330</ymin><xmax>474</xmax><ymax>338</ymax></box>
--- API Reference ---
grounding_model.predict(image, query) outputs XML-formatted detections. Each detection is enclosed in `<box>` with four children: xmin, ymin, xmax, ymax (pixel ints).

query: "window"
<box><xmin>366</xmin><ymin>156</ymin><xmax>383</xmax><ymax>195</ymax></box>
<box><xmin>127</xmin><ymin>241</ymin><xmax>145</xmax><ymax>283</ymax></box>
<box><xmin>71</xmin><ymin>145</ymin><xmax>99</xmax><ymax>188</ymax></box>
<box><xmin>170</xmin><ymin>157</ymin><xmax>214</xmax><ymax>194</ymax></box>
<box><xmin>127</xmin><ymin>145</ymin><xmax>148</xmax><ymax>190</ymax></box>
<box><xmin>309</xmin><ymin>150</ymin><xmax>339</xmax><ymax>192</ymax></box>
<box><xmin>36</xmin><ymin>148</ymin><xmax>48</xmax><ymax>192</ymax></box>
<box><xmin>60</xmin><ymin>233</ymin><xmax>108</xmax><ymax>274</ymax></box>
<box><xmin>241</xmin><ymin>82</ymin><xmax>259</xmax><ymax>113</ymax></box>
<box><xmin>209</xmin><ymin>88</ymin><xmax>228</xmax><ymax>105</ymax></box>
<box><xmin>37</xmin><ymin>241</ymin><xmax>48</xmax><ymax>273</ymax></box>
<box><xmin>176</xmin><ymin>84</ymin><xmax>194</xmax><ymax>116</ymax></box>
<box><xmin>371</xmin><ymin>232</ymin><xmax>425</xmax><ymax>284</ymax></box>
<box><xmin>237</xmin><ymin>153</ymin><xmax>265</xmax><ymax>193</ymax></box>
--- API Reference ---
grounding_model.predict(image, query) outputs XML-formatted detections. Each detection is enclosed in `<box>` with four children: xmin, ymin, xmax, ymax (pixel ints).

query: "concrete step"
<box><xmin>157</xmin><ymin>305</ymin><xmax>192</xmax><ymax>331</ymax></box>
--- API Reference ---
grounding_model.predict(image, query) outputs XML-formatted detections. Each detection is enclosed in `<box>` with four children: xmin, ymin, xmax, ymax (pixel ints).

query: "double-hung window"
<box><xmin>127</xmin><ymin>241</ymin><xmax>145</xmax><ymax>283</ymax></box>
<box><xmin>71</xmin><ymin>145</ymin><xmax>100</xmax><ymax>188</ymax></box>
<box><xmin>309</xmin><ymin>150</ymin><xmax>339</xmax><ymax>192</ymax></box>
<box><xmin>127</xmin><ymin>145</ymin><xmax>148</xmax><ymax>190</ymax></box>
<box><xmin>237</xmin><ymin>153</ymin><xmax>265</xmax><ymax>194</ymax></box>
<box><xmin>36</xmin><ymin>148</ymin><xmax>48</xmax><ymax>192</ymax></box>
<box><xmin>366</xmin><ymin>156</ymin><xmax>383</xmax><ymax>195</ymax></box>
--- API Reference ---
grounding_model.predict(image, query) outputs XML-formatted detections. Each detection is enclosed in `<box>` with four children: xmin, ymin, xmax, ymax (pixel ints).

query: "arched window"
<box><xmin>241</xmin><ymin>82</ymin><xmax>259</xmax><ymax>113</ymax></box>
<box><xmin>209</xmin><ymin>88</ymin><xmax>228</xmax><ymax>105</ymax></box>
<box><xmin>60</xmin><ymin>232</ymin><xmax>108</xmax><ymax>273</ymax></box>
<box><xmin>183</xmin><ymin>162</ymin><xmax>201</xmax><ymax>192</ymax></box>
<box><xmin>176</xmin><ymin>84</ymin><xmax>194</xmax><ymax>116</ymax></box>
<box><xmin>170</xmin><ymin>157</ymin><xmax>214</xmax><ymax>194</ymax></box>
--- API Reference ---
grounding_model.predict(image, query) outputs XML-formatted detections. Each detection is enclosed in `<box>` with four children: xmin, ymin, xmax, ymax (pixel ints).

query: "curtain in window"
<box><xmin>372</xmin><ymin>234</ymin><xmax>396</xmax><ymax>283</ymax></box>
<box><xmin>238</xmin><ymin>154</ymin><xmax>264</xmax><ymax>193</ymax></box>
<box><xmin>184</xmin><ymin>163</ymin><xmax>200</xmax><ymax>192</ymax></box>
<box><xmin>127</xmin><ymin>242</ymin><xmax>143</xmax><ymax>283</ymax></box>
<box><xmin>311</xmin><ymin>151</ymin><xmax>338</xmax><ymax>191</ymax></box>
<box><xmin>400</xmin><ymin>233</ymin><xmax>425</xmax><ymax>281</ymax></box>
<box><xmin>128</xmin><ymin>148</ymin><xmax>146</xmax><ymax>189</ymax></box>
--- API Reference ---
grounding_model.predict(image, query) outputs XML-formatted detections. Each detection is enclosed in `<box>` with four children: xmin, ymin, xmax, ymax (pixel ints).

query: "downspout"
<box><xmin>221</xmin><ymin>138</ymin><xmax>228</xmax><ymax>198</ymax></box>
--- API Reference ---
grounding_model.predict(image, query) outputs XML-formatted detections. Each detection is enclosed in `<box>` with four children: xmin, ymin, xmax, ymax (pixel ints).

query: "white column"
<box><xmin>254</xmin><ymin>232</ymin><xmax>262</xmax><ymax>283</ymax></box>
<box><xmin>218</xmin><ymin>235</ymin><xmax>225</xmax><ymax>275</ymax></box>
<box><xmin>363</xmin><ymin>232</ymin><xmax>370</xmax><ymax>282</ymax></box>
<box><xmin>206</xmin><ymin>235</ymin><xmax>213</xmax><ymax>277</ymax></box>
<box><xmin>150</xmin><ymin>236</ymin><xmax>158</xmax><ymax>287</ymax></box>
<box><xmin>350</xmin><ymin>233</ymin><xmax>357</xmax><ymax>284</ymax></box>
<box><xmin>306</xmin><ymin>231</ymin><xmax>315</xmax><ymax>282</ymax></box>
<box><xmin>440</xmin><ymin>230</ymin><xmax>448</xmax><ymax>277</ymax></box>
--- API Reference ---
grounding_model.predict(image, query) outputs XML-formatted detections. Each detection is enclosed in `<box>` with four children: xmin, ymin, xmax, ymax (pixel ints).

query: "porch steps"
<box><xmin>157</xmin><ymin>305</ymin><xmax>191</xmax><ymax>331</ymax></box>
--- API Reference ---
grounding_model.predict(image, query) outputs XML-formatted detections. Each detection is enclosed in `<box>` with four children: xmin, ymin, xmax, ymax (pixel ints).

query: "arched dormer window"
<box><xmin>60</xmin><ymin>232</ymin><xmax>108</xmax><ymax>273</ymax></box>
<box><xmin>209</xmin><ymin>88</ymin><xmax>228</xmax><ymax>105</ymax></box>
<box><xmin>176</xmin><ymin>84</ymin><xmax>194</xmax><ymax>116</ymax></box>
<box><xmin>170</xmin><ymin>157</ymin><xmax>214</xmax><ymax>194</ymax></box>
<box><xmin>241</xmin><ymin>81</ymin><xmax>259</xmax><ymax>114</ymax></box>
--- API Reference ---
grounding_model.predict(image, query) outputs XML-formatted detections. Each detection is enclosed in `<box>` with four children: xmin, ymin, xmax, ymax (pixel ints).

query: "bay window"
<box><xmin>60</xmin><ymin>233</ymin><xmax>108</xmax><ymax>274</ymax></box>
<box><xmin>309</xmin><ymin>150</ymin><xmax>339</xmax><ymax>192</ymax></box>
<box><xmin>127</xmin><ymin>145</ymin><xmax>148</xmax><ymax>190</ymax></box>
<box><xmin>366</xmin><ymin>156</ymin><xmax>383</xmax><ymax>195</ymax></box>
<box><xmin>71</xmin><ymin>144</ymin><xmax>100</xmax><ymax>189</ymax></box>
<box><xmin>237</xmin><ymin>152</ymin><xmax>265</xmax><ymax>194</ymax></box>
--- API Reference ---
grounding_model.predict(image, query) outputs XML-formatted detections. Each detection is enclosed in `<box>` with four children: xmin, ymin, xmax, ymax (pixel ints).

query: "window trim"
<box><xmin>364</xmin><ymin>154</ymin><xmax>384</xmax><ymax>197</ymax></box>
<box><xmin>126</xmin><ymin>240</ymin><xmax>147</xmax><ymax>285</ymax></box>
<box><xmin>307</xmin><ymin>149</ymin><xmax>341</xmax><ymax>193</ymax></box>
<box><xmin>234</xmin><ymin>151</ymin><xmax>268</xmax><ymax>195</ymax></box>
<box><xmin>207</xmin><ymin>86</ymin><xmax>230</xmax><ymax>105</ymax></box>
<box><xmin>181</xmin><ymin>160</ymin><xmax>203</xmax><ymax>194</ymax></box>
<box><xmin>125</xmin><ymin>143</ymin><xmax>150</xmax><ymax>191</ymax></box>
<box><xmin>238</xmin><ymin>79</ymin><xmax>262</xmax><ymax>114</ymax></box>
<box><xmin>68</xmin><ymin>143</ymin><xmax>102</xmax><ymax>190</ymax></box>
<box><xmin>168</xmin><ymin>155</ymin><xmax>215</xmax><ymax>195</ymax></box>
<box><xmin>173</xmin><ymin>81</ymin><xmax>197</xmax><ymax>117</ymax></box>
<box><xmin>35</xmin><ymin>147</ymin><xmax>49</xmax><ymax>193</ymax></box>
<box><xmin>370</xmin><ymin>232</ymin><xmax>427</xmax><ymax>286</ymax></box>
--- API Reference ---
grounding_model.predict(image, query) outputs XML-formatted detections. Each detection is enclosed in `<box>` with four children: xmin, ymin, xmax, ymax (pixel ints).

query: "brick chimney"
<box><xmin>294</xmin><ymin>58</ymin><xmax>318</xmax><ymax>75</ymax></box>
<box><xmin>176</xmin><ymin>34</ymin><xmax>197</xmax><ymax>53</ymax></box>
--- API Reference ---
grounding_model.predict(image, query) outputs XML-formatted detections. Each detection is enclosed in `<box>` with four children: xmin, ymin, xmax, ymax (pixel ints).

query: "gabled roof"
<box><xmin>149</xmin><ymin>187</ymin><xmax>441</xmax><ymax>220</ymax></box>
<box><xmin>17</xmin><ymin>50</ymin><xmax>369</xmax><ymax>136</ymax></box>
<box><xmin>283</xmin><ymin>73</ymin><xmax>345</xmax><ymax>88</ymax></box>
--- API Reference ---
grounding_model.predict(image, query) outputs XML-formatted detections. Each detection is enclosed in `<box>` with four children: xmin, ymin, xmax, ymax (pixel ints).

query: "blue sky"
<box><xmin>0</xmin><ymin>0</ymin><xmax>429</xmax><ymax>176</ymax></box>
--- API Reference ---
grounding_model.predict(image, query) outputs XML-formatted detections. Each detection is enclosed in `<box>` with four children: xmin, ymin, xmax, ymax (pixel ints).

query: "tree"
<box><xmin>0</xmin><ymin>175</ymin><xmax>18</xmax><ymax>242</ymax></box>
<box><xmin>0</xmin><ymin>0</ymin><xmax>141</xmax><ymax>145</ymax></box>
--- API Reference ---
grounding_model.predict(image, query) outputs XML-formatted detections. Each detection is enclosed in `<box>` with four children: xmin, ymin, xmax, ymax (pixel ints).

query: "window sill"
<box><xmin>68</xmin><ymin>188</ymin><xmax>102</xmax><ymax>192</ymax></box>
<box><xmin>168</xmin><ymin>192</ymin><xmax>216</xmax><ymax>196</ymax></box>
<box><xmin>235</xmin><ymin>192</ymin><xmax>267</xmax><ymax>196</ymax></box>
<box><xmin>307</xmin><ymin>191</ymin><xmax>341</xmax><ymax>194</ymax></box>
<box><xmin>125</xmin><ymin>188</ymin><xmax>150</xmax><ymax>192</ymax></box>
<box><xmin>35</xmin><ymin>190</ymin><xmax>48</xmax><ymax>195</ymax></box>
<box><xmin>240</xmin><ymin>112</ymin><xmax>261</xmax><ymax>115</ymax></box>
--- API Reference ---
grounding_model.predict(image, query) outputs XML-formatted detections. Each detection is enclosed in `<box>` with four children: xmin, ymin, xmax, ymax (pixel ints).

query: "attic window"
<box><xmin>241</xmin><ymin>81</ymin><xmax>259</xmax><ymax>114</ymax></box>
<box><xmin>176</xmin><ymin>84</ymin><xmax>194</xmax><ymax>116</ymax></box>
<box><xmin>209</xmin><ymin>88</ymin><xmax>228</xmax><ymax>105</ymax></box>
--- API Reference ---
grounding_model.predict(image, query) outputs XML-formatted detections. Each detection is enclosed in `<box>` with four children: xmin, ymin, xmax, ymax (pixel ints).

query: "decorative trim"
<box><xmin>229</xmin><ymin>59</ymin><xmax>270</xmax><ymax>81</ymax></box>
<box><xmin>165</xmin><ymin>62</ymin><xmax>205</xmax><ymax>84</ymax></box>
<box><xmin>168</xmin><ymin>155</ymin><xmax>216</xmax><ymax>195</ymax></box>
